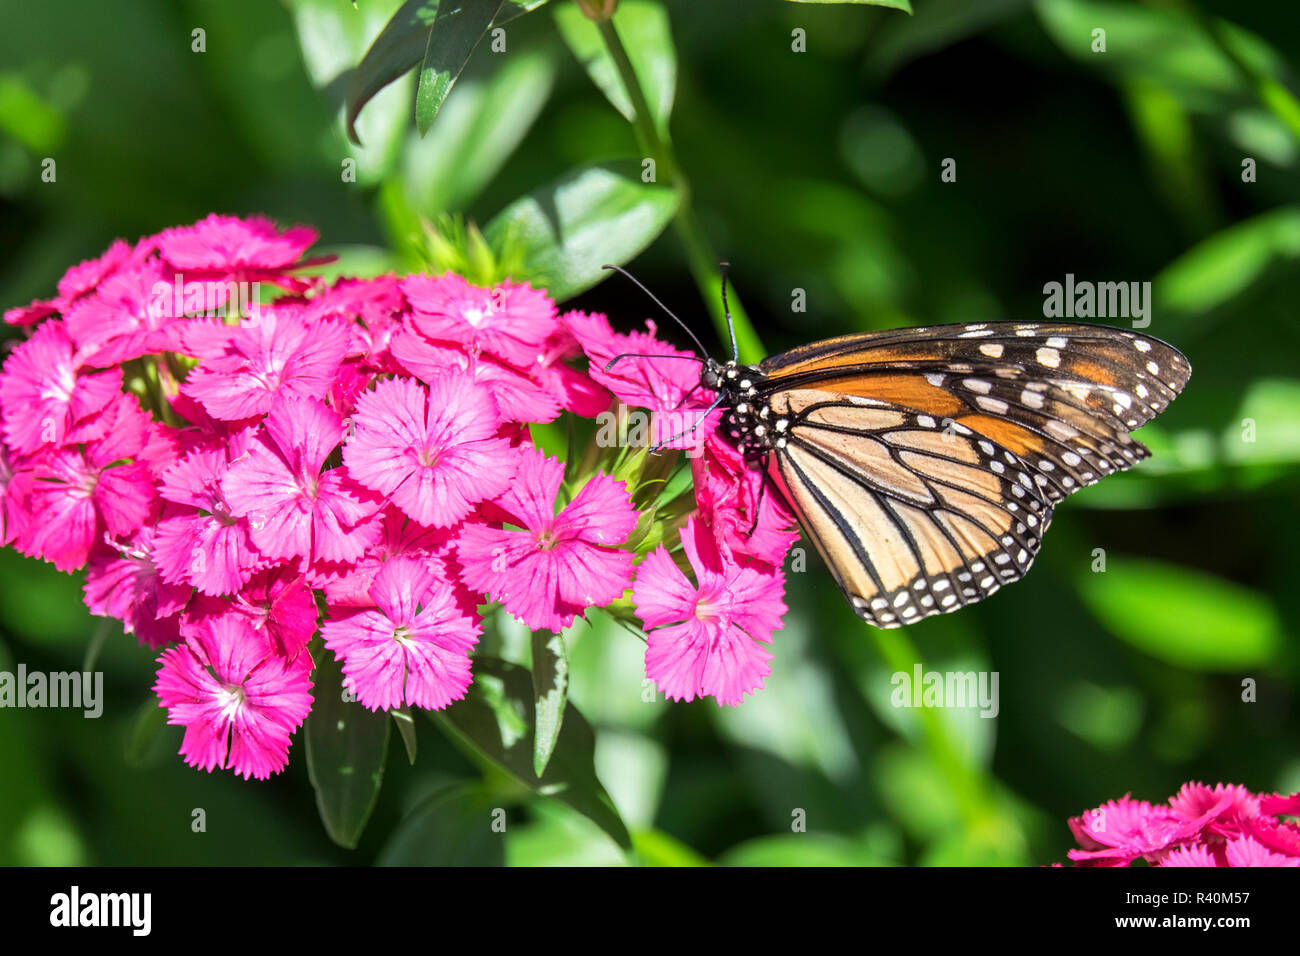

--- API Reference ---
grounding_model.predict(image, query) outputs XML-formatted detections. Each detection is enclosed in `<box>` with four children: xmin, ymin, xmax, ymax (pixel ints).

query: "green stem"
<box><xmin>595</xmin><ymin>17</ymin><xmax>766</xmax><ymax>362</ymax></box>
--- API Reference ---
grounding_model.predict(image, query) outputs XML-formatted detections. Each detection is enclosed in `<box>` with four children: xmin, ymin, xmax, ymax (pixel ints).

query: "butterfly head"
<box><xmin>701</xmin><ymin>358</ymin><xmax>788</xmax><ymax>456</ymax></box>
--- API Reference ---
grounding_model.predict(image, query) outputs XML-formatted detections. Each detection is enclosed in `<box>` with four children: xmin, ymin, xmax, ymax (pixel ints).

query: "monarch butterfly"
<box><xmin>606</xmin><ymin>265</ymin><xmax>1192</xmax><ymax>629</ymax></box>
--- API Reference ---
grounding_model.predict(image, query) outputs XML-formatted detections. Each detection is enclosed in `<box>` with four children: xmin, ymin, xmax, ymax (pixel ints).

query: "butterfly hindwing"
<box><xmin>748</xmin><ymin>322</ymin><xmax>1190</xmax><ymax>627</ymax></box>
<box><xmin>766</xmin><ymin>394</ymin><xmax>1054</xmax><ymax>627</ymax></box>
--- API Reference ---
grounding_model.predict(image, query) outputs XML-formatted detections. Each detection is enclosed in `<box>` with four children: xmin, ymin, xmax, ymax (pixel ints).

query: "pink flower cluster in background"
<box><xmin>1066</xmin><ymin>782</ymin><xmax>1300</xmax><ymax>866</ymax></box>
<box><xmin>0</xmin><ymin>215</ymin><xmax>795</xmax><ymax>779</ymax></box>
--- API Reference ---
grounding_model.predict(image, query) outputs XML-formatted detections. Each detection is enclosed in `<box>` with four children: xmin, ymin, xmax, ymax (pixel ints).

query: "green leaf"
<box><xmin>484</xmin><ymin>161</ymin><xmax>679</xmax><ymax>301</ymax></box>
<box><xmin>433</xmin><ymin>657</ymin><xmax>632</xmax><ymax>849</ymax></box>
<box><xmin>1035</xmin><ymin>0</ymin><xmax>1283</xmax><ymax>112</ymax></box>
<box><xmin>553</xmin><ymin>0</ymin><xmax>676</xmax><ymax>136</ymax></box>
<box><xmin>305</xmin><ymin>648</ymin><xmax>392</xmax><ymax>849</ymax></box>
<box><xmin>632</xmin><ymin>828</ymin><xmax>712</xmax><ymax>867</ymax></box>
<box><xmin>494</xmin><ymin>0</ymin><xmax>550</xmax><ymax>26</ymax></box>
<box><xmin>392</xmin><ymin>707</ymin><xmax>418</xmax><ymax>765</ymax></box>
<box><xmin>1076</xmin><ymin>557</ymin><xmax>1282</xmax><ymax>670</ymax></box>
<box><xmin>531</xmin><ymin>631</ymin><xmax>569</xmax><ymax>777</ymax></box>
<box><xmin>286</xmin><ymin>0</ymin><xmax>412</xmax><ymax>184</ymax></box>
<box><xmin>788</xmin><ymin>0</ymin><xmax>911</xmax><ymax>10</ymax></box>
<box><xmin>345</xmin><ymin>0</ymin><xmax>503</xmax><ymax>144</ymax></box>
<box><xmin>1155</xmin><ymin>206</ymin><xmax>1300</xmax><ymax>316</ymax></box>
<box><xmin>401</xmin><ymin>44</ymin><xmax>556</xmax><ymax>216</ymax></box>
<box><xmin>376</xmin><ymin>782</ymin><xmax>505</xmax><ymax>865</ymax></box>
<box><xmin>414</xmin><ymin>0</ymin><xmax>505</xmax><ymax>136</ymax></box>
<box><xmin>720</xmin><ymin>834</ymin><xmax>890</xmax><ymax>866</ymax></box>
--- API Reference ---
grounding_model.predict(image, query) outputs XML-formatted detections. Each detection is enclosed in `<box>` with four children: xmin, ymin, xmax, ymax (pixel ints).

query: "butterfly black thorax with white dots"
<box><xmin>702</xmin><ymin>358</ymin><xmax>791</xmax><ymax>457</ymax></box>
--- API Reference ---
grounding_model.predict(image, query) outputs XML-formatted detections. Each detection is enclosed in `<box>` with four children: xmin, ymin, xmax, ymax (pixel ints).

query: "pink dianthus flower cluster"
<box><xmin>0</xmin><ymin>215</ymin><xmax>796</xmax><ymax>779</ymax></box>
<box><xmin>1065</xmin><ymin>782</ymin><xmax>1300</xmax><ymax>866</ymax></box>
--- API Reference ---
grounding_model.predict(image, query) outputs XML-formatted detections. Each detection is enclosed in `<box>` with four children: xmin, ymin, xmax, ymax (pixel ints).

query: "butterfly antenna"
<box><xmin>719</xmin><ymin>261</ymin><xmax>739</xmax><ymax>362</ymax></box>
<box><xmin>602</xmin><ymin>263</ymin><xmax>711</xmax><ymax>357</ymax></box>
<box><xmin>604</xmin><ymin>352</ymin><xmax>705</xmax><ymax>373</ymax></box>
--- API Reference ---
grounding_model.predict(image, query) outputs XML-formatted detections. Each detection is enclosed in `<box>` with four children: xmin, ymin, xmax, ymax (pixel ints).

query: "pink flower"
<box><xmin>1169</xmin><ymin>781</ymin><xmax>1259</xmax><ymax>839</ymax></box>
<box><xmin>154</xmin><ymin>614</ymin><xmax>314</xmax><ymax>780</ymax></box>
<box><xmin>4</xmin><ymin>299</ymin><xmax>58</xmax><ymax>327</ymax></box>
<box><xmin>692</xmin><ymin>435</ymin><xmax>799</xmax><ymax>566</ymax></box>
<box><xmin>184</xmin><ymin>566</ymin><xmax>318</xmax><ymax>660</ymax></box>
<box><xmin>153</xmin><ymin>437</ymin><xmax>267</xmax><ymax>595</ymax></box>
<box><xmin>0</xmin><ymin>321</ymin><xmax>123</xmax><ymax>453</ymax></box>
<box><xmin>156</xmin><ymin>214</ymin><xmax>317</xmax><ymax>276</ymax></box>
<box><xmin>56</xmin><ymin>238</ymin><xmax>135</xmax><ymax>305</ymax></box>
<box><xmin>1063</xmin><ymin>783</ymin><xmax>1300</xmax><ymax>866</ymax></box>
<box><xmin>564</xmin><ymin>310</ymin><xmax>718</xmax><ymax>449</ymax></box>
<box><xmin>181</xmin><ymin>306</ymin><xmax>349</xmax><ymax>420</ymax></box>
<box><xmin>1224</xmin><ymin>835</ymin><xmax>1300</xmax><ymax>867</ymax></box>
<box><xmin>321</xmin><ymin>555</ymin><xmax>480</xmax><ymax>711</ymax></box>
<box><xmin>1067</xmin><ymin>796</ymin><xmax>1202</xmax><ymax>866</ymax></box>
<box><xmin>343</xmin><ymin>373</ymin><xmax>516</xmax><ymax>528</ymax></box>
<box><xmin>83</xmin><ymin>525</ymin><xmax>188</xmax><ymax>648</ymax></box>
<box><xmin>634</xmin><ymin>516</ymin><xmax>787</xmax><ymax>706</ymax></box>
<box><xmin>390</xmin><ymin>323</ymin><xmax>563</xmax><ymax>423</ymax></box>
<box><xmin>222</xmin><ymin>397</ymin><xmax>379</xmax><ymax>564</ymax></box>
<box><xmin>316</xmin><ymin>508</ymin><xmax>454</xmax><ymax>607</ymax></box>
<box><xmin>402</xmin><ymin>274</ymin><xmax>558</xmax><ymax>368</ymax></box>
<box><xmin>1261</xmin><ymin>791</ymin><xmax>1300</xmax><ymax>817</ymax></box>
<box><xmin>0</xmin><ymin>442</ymin><xmax>30</xmax><ymax>546</ymax></box>
<box><xmin>19</xmin><ymin>396</ymin><xmax>157</xmax><ymax>572</ymax></box>
<box><xmin>65</xmin><ymin>261</ymin><xmax>182</xmax><ymax>366</ymax></box>
<box><xmin>1159</xmin><ymin>844</ymin><xmax>1218</xmax><ymax>867</ymax></box>
<box><xmin>456</xmin><ymin>446</ymin><xmax>638</xmax><ymax>631</ymax></box>
<box><xmin>1241</xmin><ymin>815</ymin><xmax>1300</xmax><ymax>858</ymax></box>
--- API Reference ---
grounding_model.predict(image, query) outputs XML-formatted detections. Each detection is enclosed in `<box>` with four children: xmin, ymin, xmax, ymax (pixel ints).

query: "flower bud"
<box><xmin>575</xmin><ymin>0</ymin><xmax>618</xmax><ymax>23</ymax></box>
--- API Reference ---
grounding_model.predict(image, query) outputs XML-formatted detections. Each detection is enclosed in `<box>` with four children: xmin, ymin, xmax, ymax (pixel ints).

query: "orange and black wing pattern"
<box><xmin>757</xmin><ymin>322</ymin><xmax>1191</xmax><ymax>627</ymax></box>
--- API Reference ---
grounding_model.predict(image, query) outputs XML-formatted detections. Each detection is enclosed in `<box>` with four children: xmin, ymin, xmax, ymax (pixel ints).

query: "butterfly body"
<box><xmin>701</xmin><ymin>321</ymin><xmax>1191</xmax><ymax>628</ymax></box>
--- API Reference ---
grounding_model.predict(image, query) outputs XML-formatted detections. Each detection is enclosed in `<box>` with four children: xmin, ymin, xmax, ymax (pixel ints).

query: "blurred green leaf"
<box><xmin>720</xmin><ymin>833</ymin><xmax>890</xmax><ymax>866</ymax></box>
<box><xmin>12</xmin><ymin>805</ymin><xmax>86</xmax><ymax>867</ymax></box>
<box><xmin>286</xmin><ymin>0</ymin><xmax>412</xmax><ymax>183</ymax></box>
<box><xmin>0</xmin><ymin>549</ymin><xmax>95</xmax><ymax>647</ymax></box>
<box><xmin>631</xmin><ymin>827</ymin><xmax>711</xmax><ymax>866</ymax></box>
<box><xmin>1077</xmin><ymin>557</ymin><xmax>1281</xmax><ymax>670</ymax></box>
<box><xmin>1055</xmin><ymin>681</ymin><xmax>1144</xmax><ymax>751</ymax></box>
<box><xmin>594</xmin><ymin>730</ymin><xmax>667</xmax><ymax>828</ymax></box>
<box><xmin>531</xmin><ymin>630</ymin><xmax>569</xmax><ymax>777</ymax></box>
<box><xmin>788</xmin><ymin>0</ymin><xmax>912</xmax><ymax>11</ymax></box>
<box><xmin>414</xmin><ymin>0</ymin><xmax>505</xmax><ymax>136</ymax></box>
<box><xmin>124</xmin><ymin>697</ymin><xmax>172</xmax><ymax>769</ymax></box>
<box><xmin>434</xmin><ymin>657</ymin><xmax>632</xmax><ymax>849</ymax></box>
<box><xmin>713</xmin><ymin>615</ymin><xmax>858</xmax><ymax>783</ymax></box>
<box><xmin>554</xmin><ymin>0</ymin><xmax>676</xmax><ymax>137</ymax></box>
<box><xmin>0</xmin><ymin>74</ymin><xmax>66</xmax><ymax>152</ymax></box>
<box><xmin>1224</xmin><ymin>379</ymin><xmax>1300</xmax><ymax>466</ymax></box>
<box><xmin>401</xmin><ymin>45</ymin><xmax>556</xmax><ymax>215</ymax></box>
<box><xmin>1035</xmin><ymin>0</ymin><xmax>1294</xmax><ymax>140</ymax></box>
<box><xmin>857</xmin><ymin>650</ymin><xmax>998</xmax><ymax>771</ymax></box>
<box><xmin>505</xmin><ymin>800</ymin><xmax>629</xmax><ymax>866</ymax></box>
<box><xmin>1155</xmin><ymin>206</ymin><xmax>1300</xmax><ymax>316</ymax></box>
<box><xmin>305</xmin><ymin>647</ymin><xmax>391</xmax><ymax>849</ymax></box>
<box><xmin>376</xmin><ymin>782</ymin><xmax>504</xmax><ymax>864</ymax></box>
<box><xmin>484</xmin><ymin>161</ymin><xmax>679</xmax><ymax>301</ymax></box>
